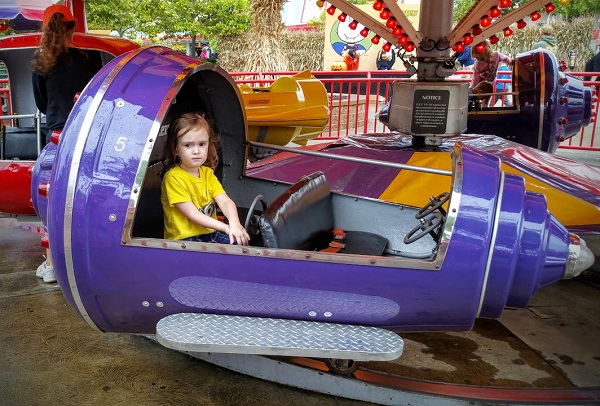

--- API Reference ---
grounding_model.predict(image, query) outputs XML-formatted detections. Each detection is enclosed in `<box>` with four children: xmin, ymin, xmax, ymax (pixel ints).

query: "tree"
<box><xmin>86</xmin><ymin>0</ymin><xmax>251</xmax><ymax>43</ymax></box>
<box><xmin>453</xmin><ymin>0</ymin><xmax>600</xmax><ymax>24</ymax></box>
<box><xmin>86</xmin><ymin>0</ymin><xmax>149</xmax><ymax>37</ymax></box>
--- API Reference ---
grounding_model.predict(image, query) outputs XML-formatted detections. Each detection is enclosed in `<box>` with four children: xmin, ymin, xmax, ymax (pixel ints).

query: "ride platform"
<box><xmin>1</xmin><ymin>216</ymin><xmax>599</xmax><ymax>405</ymax></box>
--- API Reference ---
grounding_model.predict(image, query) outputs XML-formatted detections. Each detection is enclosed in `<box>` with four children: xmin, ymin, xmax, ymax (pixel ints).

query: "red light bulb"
<box><xmin>392</xmin><ymin>26</ymin><xmax>403</xmax><ymax>36</ymax></box>
<box><xmin>472</xmin><ymin>25</ymin><xmax>482</xmax><ymax>35</ymax></box>
<box><xmin>463</xmin><ymin>34</ymin><xmax>474</xmax><ymax>45</ymax></box>
<box><xmin>454</xmin><ymin>42</ymin><xmax>465</xmax><ymax>53</ymax></box>
<box><xmin>517</xmin><ymin>19</ymin><xmax>527</xmax><ymax>29</ymax></box>
<box><xmin>499</xmin><ymin>0</ymin><xmax>512</xmax><ymax>7</ymax></box>
<box><xmin>338</xmin><ymin>13</ymin><xmax>347</xmax><ymax>22</ymax></box>
<box><xmin>399</xmin><ymin>34</ymin><xmax>409</xmax><ymax>45</ymax></box>
<box><xmin>373</xmin><ymin>0</ymin><xmax>384</xmax><ymax>11</ymax></box>
<box><xmin>503</xmin><ymin>27</ymin><xmax>513</xmax><ymax>37</ymax></box>
<box><xmin>530</xmin><ymin>11</ymin><xmax>541</xmax><ymax>21</ymax></box>
<box><xmin>360</xmin><ymin>27</ymin><xmax>369</xmax><ymax>37</ymax></box>
<box><xmin>480</xmin><ymin>15</ymin><xmax>491</xmax><ymax>27</ymax></box>
<box><xmin>475</xmin><ymin>42</ymin><xmax>486</xmax><ymax>53</ymax></box>
<box><xmin>545</xmin><ymin>3</ymin><xmax>556</xmax><ymax>13</ymax></box>
<box><xmin>326</xmin><ymin>6</ymin><xmax>336</xmax><ymax>15</ymax></box>
<box><xmin>371</xmin><ymin>35</ymin><xmax>381</xmax><ymax>44</ymax></box>
<box><xmin>380</xmin><ymin>8</ymin><xmax>390</xmax><ymax>19</ymax></box>
<box><xmin>383</xmin><ymin>42</ymin><xmax>392</xmax><ymax>52</ymax></box>
<box><xmin>489</xmin><ymin>6</ymin><xmax>501</xmax><ymax>18</ymax></box>
<box><xmin>348</xmin><ymin>20</ymin><xmax>358</xmax><ymax>30</ymax></box>
<box><xmin>489</xmin><ymin>35</ymin><xmax>499</xmax><ymax>45</ymax></box>
<box><xmin>386</xmin><ymin>17</ymin><xmax>397</xmax><ymax>28</ymax></box>
<box><xmin>404</xmin><ymin>42</ymin><xmax>415</xmax><ymax>52</ymax></box>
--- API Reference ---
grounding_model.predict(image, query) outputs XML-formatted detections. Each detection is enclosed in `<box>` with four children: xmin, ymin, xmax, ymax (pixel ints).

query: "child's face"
<box><xmin>175</xmin><ymin>127</ymin><xmax>210</xmax><ymax>174</ymax></box>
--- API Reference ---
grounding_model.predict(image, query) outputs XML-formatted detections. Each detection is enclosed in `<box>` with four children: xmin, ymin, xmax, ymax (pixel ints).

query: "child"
<box><xmin>471</xmin><ymin>80</ymin><xmax>493</xmax><ymax>108</ymax></box>
<box><xmin>161</xmin><ymin>112</ymin><xmax>250</xmax><ymax>245</ymax></box>
<box><xmin>470</xmin><ymin>40</ymin><xmax>512</xmax><ymax>90</ymax></box>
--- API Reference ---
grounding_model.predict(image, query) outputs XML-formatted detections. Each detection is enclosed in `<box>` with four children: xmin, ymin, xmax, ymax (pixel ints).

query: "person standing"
<box><xmin>376</xmin><ymin>49</ymin><xmax>396</xmax><ymax>70</ymax></box>
<box><xmin>343</xmin><ymin>48</ymin><xmax>360</xmax><ymax>71</ymax></box>
<box><xmin>531</xmin><ymin>24</ymin><xmax>557</xmax><ymax>54</ymax></box>
<box><xmin>31</xmin><ymin>4</ymin><xmax>102</xmax><ymax>283</ymax></box>
<box><xmin>584</xmin><ymin>38</ymin><xmax>600</xmax><ymax>82</ymax></box>
<box><xmin>455</xmin><ymin>45</ymin><xmax>475</xmax><ymax>70</ymax></box>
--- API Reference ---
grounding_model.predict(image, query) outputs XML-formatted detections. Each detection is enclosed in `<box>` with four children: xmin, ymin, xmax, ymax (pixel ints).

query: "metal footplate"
<box><xmin>156</xmin><ymin>313</ymin><xmax>404</xmax><ymax>361</ymax></box>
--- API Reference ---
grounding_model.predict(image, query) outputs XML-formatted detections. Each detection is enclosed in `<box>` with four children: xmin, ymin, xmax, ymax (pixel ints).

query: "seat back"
<box><xmin>259</xmin><ymin>172</ymin><xmax>333</xmax><ymax>250</ymax></box>
<box><xmin>3</xmin><ymin>127</ymin><xmax>43</xmax><ymax>160</ymax></box>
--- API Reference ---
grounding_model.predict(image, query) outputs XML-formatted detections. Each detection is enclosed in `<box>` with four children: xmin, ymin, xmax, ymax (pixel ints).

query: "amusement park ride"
<box><xmin>0</xmin><ymin>0</ymin><xmax>599</xmax><ymax>397</ymax></box>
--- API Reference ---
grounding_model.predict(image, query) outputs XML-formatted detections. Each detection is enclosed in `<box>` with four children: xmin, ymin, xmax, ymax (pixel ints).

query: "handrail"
<box><xmin>248</xmin><ymin>140</ymin><xmax>453</xmax><ymax>176</ymax></box>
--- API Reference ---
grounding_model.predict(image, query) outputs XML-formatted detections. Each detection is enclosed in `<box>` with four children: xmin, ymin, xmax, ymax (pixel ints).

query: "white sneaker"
<box><xmin>36</xmin><ymin>261</ymin><xmax>57</xmax><ymax>283</ymax></box>
<box><xmin>36</xmin><ymin>260</ymin><xmax>48</xmax><ymax>278</ymax></box>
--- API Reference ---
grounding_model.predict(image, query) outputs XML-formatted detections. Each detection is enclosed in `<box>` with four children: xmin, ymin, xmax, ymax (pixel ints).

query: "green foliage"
<box><xmin>453</xmin><ymin>0</ymin><xmax>599</xmax><ymax>23</ymax></box>
<box><xmin>86</xmin><ymin>0</ymin><xmax>251</xmax><ymax>39</ymax></box>
<box><xmin>554</xmin><ymin>0</ymin><xmax>600</xmax><ymax>20</ymax></box>
<box><xmin>306</xmin><ymin>11</ymin><xmax>326</xmax><ymax>29</ymax></box>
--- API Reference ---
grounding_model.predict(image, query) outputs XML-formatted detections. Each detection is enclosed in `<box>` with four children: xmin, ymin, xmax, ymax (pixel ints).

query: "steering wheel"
<box><xmin>415</xmin><ymin>192</ymin><xmax>450</xmax><ymax>219</ymax></box>
<box><xmin>244</xmin><ymin>194</ymin><xmax>268</xmax><ymax>237</ymax></box>
<box><xmin>404</xmin><ymin>212</ymin><xmax>444</xmax><ymax>244</ymax></box>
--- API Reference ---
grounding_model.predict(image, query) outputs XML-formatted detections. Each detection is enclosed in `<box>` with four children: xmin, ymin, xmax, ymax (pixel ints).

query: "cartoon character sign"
<box><xmin>330</xmin><ymin>17</ymin><xmax>373</xmax><ymax>56</ymax></box>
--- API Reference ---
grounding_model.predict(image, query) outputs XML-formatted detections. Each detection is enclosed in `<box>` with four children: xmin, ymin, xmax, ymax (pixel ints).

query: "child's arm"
<box><xmin>174</xmin><ymin>201</ymin><xmax>229</xmax><ymax>234</ymax></box>
<box><xmin>215</xmin><ymin>193</ymin><xmax>250</xmax><ymax>245</ymax></box>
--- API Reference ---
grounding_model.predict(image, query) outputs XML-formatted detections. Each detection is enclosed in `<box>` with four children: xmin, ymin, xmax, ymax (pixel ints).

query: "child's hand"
<box><xmin>226</xmin><ymin>222</ymin><xmax>250</xmax><ymax>245</ymax></box>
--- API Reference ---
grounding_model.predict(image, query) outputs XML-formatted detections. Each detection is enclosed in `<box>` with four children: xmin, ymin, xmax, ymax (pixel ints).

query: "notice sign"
<box><xmin>411</xmin><ymin>89</ymin><xmax>450</xmax><ymax>134</ymax></box>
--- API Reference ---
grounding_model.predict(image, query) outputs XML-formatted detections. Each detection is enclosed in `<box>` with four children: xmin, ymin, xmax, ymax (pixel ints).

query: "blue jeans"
<box><xmin>184</xmin><ymin>231</ymin><xmax>232</xmax><ymax>244</ymax></box>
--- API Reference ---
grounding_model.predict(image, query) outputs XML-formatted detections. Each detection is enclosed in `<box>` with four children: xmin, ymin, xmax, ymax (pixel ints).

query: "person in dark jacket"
<box><xmin>32</xmin><ymin>4</ymin><xmax>101</xmax><ymax>142</ymax></box>
<box><xmin>376</xmin><ymin>49</ymin><xmax>396</xmax><ymax>70</ymax></box>
<box><xmin>31</xmin><ymin>4</ymin><xmax>102</xmax><ymax>283</ymax></box>
<box><xmin>584</xmin><ymin>38</ymin><xmax>600</xmax><ymax>82</ymax></box>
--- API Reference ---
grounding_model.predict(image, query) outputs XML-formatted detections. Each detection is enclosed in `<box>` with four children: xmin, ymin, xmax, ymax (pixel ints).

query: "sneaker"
<box><xmin>37</xmin><ymin>261</ymin><xmax>57</xmax><ymax>283</ymax></box>
<box><xmin>36</xmin><ymin>260</ymin><xmax>49</xmax><ymax>278</ymax></box>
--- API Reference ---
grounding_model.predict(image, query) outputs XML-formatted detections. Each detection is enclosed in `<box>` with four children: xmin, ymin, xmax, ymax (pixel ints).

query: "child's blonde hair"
<box><xmin>471</xmin><ymin>40</ymin><xmax>493</xmax><ymax>62</ymax></box>
<box><xmin>163</xmin><ymin>112</ymin><xmax>219</xmax><ymax>172</ymax></box>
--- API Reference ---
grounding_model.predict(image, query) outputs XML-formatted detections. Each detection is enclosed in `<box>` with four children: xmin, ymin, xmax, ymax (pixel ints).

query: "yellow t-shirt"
<box><xmin>161</xmin><ymin>165</ymin><xmax>225</xmax><ymax>240</ymax></box>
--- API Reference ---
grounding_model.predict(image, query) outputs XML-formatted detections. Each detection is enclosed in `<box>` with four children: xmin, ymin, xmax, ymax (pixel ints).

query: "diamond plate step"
<box><xmin>156</xmin><ymin>313</ymin><xmax>404</xmax><ymax>361</ymax></box>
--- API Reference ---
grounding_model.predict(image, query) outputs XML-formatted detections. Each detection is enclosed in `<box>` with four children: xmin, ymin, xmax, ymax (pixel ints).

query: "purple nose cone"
<box><xmin>507</xmin><ymin>192</ymin><xmax>569</xmax><ymax>308</ymax></box>
<box><xmin>30</xmin><ymin>142</ymin><xmax>57</xmax><ymax>227</ymax></box>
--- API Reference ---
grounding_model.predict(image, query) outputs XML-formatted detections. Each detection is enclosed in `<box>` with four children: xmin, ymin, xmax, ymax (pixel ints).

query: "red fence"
<box><xmin>232</xmin><ymin>70</ymin><xmax>600</xmax><ymax>151</ymax></box>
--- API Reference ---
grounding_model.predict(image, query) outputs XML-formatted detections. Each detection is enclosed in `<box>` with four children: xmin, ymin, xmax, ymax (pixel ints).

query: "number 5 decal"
<box><xmin>115</xmin><ymin>137</ymin><xmax>127</xmax><ymax>152</ymax></box>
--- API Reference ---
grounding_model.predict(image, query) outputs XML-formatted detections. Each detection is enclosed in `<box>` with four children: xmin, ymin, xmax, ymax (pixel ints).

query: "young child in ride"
<box><xmin>161</xmin><ymin>112</ymin><xmax>250</xmax><ymax>245</ymax></box>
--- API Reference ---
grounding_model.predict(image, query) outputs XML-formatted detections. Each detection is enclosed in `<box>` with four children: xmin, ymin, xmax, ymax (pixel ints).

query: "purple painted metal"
<box><xmin>43</xmin><ymin>46</ymin><xmax>580</xmax><ymax>336</ymax></box>
<box><xmin>30</xmin><ymin>141</ymin><xmax>55</xmax><ymax>226</ymax></box>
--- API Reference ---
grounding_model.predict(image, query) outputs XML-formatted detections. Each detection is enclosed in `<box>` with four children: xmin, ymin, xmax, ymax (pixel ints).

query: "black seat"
<box><xmin>259</xmin><ymin>172</ymin><xmax>387</xmax><ymax>255</ymax></box>
<box><xmin>2</xmin><ymin>127</ymin><xmax>44</xmax><ymax>160</ymax></box>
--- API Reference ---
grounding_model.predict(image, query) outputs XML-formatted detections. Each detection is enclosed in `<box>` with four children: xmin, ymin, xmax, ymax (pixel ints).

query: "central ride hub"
<box><xmin>387</xmin><ymin>81</ymin><xmax>470</xmax><ymax>146</ymax></box>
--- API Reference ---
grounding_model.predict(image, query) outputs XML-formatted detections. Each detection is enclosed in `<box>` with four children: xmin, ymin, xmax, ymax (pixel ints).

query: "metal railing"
<box><xmin>232</xmin><ymin>70</ymin><xmax>600</xmax><ymax>151</ymax></box>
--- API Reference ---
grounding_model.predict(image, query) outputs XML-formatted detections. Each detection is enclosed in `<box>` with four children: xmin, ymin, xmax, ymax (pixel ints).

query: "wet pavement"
<box><xmin>0</xmin><ymin>217</ymin><xmax>366</xmax><ymax>406</ymax></box>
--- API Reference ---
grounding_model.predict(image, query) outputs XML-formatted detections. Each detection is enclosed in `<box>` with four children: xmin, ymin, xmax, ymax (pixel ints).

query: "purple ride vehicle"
<box><xmin>32</xmin><ymin>46</ymin><xmax>594</xmax><ymax>361</ymax></box>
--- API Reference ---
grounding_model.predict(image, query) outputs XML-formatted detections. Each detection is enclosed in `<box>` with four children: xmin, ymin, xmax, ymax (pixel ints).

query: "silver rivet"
<box><xmin>156</xmin><ymin>301</ymin><xmax>164</xmax><ymax>308</ymax></box>
<box><xmin>181</xmin><ymin>243</ymin><xmax>186</xmax><ymax>249</ymax></box>
<box><xmin>109</xmin><ymin>214</ymin><xmax>116</xmax><ymax>222</ymax></box>
<box><xmin>116</xmin><ymin>100</ymin><xmax>125</xmax><ymax>107</ymax></box>
<box><xmin>142</xmin><ymin>301</ymin><xmax>149</xmax><ymax>307</ymax></box>
<box><xmin>324</xmin><ymin>311</ymin><xmax>332</xmax><ymax>317</ymax></box>
<box><xmin>308</xmin><ymin>311</ymin><xmax>317</xmax><ymax>317</ymax></box>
